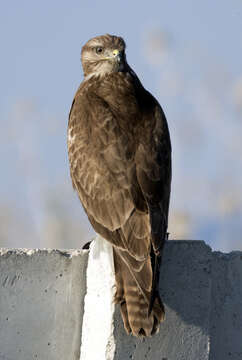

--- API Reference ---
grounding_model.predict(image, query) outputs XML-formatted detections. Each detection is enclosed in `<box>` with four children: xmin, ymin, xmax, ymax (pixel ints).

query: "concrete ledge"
<box><xmin>0</xmin><ymin>241</ymin><xmax>241</xmax><ymax>360</ymax></box>
<box><xmin>81</xmin><ymin>239</ymin><xmax>242</xmax><ymax>360</ymax></box>
<box><xmin>210</xmin><ymin>251</ymin><xmax>242</xmax><ymax>360</ymax></box>
<box><xmin>112</xmin><ymin>241</ymin><xmax>211</xmax><ymax>360</ymax></box>
<box><xmin>0</xmin><ymin>248</ymin><xmax>88</xmax><ymax>360</ymax></box>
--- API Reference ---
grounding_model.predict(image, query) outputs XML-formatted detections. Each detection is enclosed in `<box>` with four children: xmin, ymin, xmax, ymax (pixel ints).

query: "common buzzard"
<box><xmin>67</xmin><ymin>34</ymin><xmax>172</xmax><ymax>337</ymax></box>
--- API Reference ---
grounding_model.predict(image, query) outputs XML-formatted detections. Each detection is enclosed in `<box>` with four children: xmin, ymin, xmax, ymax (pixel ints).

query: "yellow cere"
<box><xmin>112</xmin><ymin>49</ymin><xmax>119</xmax><ymax>56</ymax></box>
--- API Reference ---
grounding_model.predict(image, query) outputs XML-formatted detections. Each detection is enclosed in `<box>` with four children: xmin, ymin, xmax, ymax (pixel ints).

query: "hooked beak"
<box><xmin>101</xmin><ymin>49</ymin><xmax>125</xmax><ymax>70</ymax></box>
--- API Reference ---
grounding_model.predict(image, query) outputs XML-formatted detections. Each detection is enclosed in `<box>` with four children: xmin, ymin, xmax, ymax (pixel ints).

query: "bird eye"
<box><xmin>96</xmin><ymin>47</ymin><xmax>103</xmax><ymax>54</ymax></box>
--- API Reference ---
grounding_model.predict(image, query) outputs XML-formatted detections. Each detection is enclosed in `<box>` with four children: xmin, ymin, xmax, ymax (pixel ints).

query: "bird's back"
<box><xmin>68</xmin><ymin>68</ymin><xmax>171</xmax><ymax>336</ymax></box>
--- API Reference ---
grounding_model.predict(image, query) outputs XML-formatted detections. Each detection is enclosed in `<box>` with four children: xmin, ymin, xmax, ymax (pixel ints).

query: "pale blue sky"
<box><xmin>1</xmin><ymin>1</ymin><xmax>241</xmax><ymax>110</ymax></box>
<box><xmin>0</xmin><ymin>1</ymin><xmax>242</xmax><ymax>251</ymax></box>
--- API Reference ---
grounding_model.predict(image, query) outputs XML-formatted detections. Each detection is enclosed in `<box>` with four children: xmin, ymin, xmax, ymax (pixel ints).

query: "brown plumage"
<box><xmin>67</xmin><ymin>34</ymin><xmax>172</xmax><ymax>337</ymax></box>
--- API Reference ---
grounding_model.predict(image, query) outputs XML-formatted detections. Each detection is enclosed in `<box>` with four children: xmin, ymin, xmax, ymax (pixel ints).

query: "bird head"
<box><xmin>81</xmin><ymin>34</ymin><xmax>127</xmax><ymax>79</ymax></box>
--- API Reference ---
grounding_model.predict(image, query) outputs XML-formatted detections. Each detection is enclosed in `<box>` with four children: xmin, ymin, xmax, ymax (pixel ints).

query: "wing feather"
<box><xmin>68</xmin><ymin>72</ymin><xmax>171</xmax><ymax>336</ymax></box>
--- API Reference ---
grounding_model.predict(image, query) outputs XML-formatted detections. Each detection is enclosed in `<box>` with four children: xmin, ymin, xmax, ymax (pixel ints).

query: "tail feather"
<box><xmin>112</xmin><ymin>209</ymin><xmax>166</xmax><ymax>337</ymax></box>
<box><xmin>113</xmin><ymin>246</ymin><xmax>165</xmax><ymax>337</ymax></box>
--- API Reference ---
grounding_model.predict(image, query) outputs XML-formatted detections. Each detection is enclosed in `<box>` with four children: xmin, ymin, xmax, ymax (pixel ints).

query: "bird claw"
<box><xmin>82</xmin><ymin>241</ymin><xmax>92</xmax><ymax>250</ymax></box>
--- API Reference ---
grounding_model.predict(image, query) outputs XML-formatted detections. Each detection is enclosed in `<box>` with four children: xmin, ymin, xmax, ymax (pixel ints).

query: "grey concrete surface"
<box><xmin>80</xmin><ymin>240</ymin><xmax>242</xmax><ymax>360</ymax></box>
<box><xmin>113</xmin><ymin>241</ymin><xmax>211</xmax><ymax>360</ymax></box>
<box><xmin>0</xmin><ymin>248</ymin><xmax>88</xmax><ymax>360</ymax></box>
<box><xmin>209</xmin><ymin>251</ymin><xmax>242</xmax><ymax>360</ymax></box>
<box><xmin>0</xmin><ymin>241</ymin><xmax>241</xmax><ymax>360</ymax></box>
<box><xmin>110</xmin><ymin>242</ymin><xmax>242</xmax><ymax>360</ymax></box>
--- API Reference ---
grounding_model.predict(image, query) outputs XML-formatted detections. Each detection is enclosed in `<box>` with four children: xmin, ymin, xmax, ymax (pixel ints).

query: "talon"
<box><xmin>82</xmin><ymin>241</ymin><xmax>92</xmax><ymax>249</ymax></box>
<box><xmin>154</xmin><ymin>248</ymin><xmax>161</xmax><ymax>257</ymax></box>
<box><xmin>138</xmin><ymin>328</ymin><xmax>146</xmax><ymax>337</ymax></box>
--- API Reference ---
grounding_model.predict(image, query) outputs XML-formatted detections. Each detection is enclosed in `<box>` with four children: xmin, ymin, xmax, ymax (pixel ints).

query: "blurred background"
<box><xmin>0</xmin><ymin>0</ymin><xmax>241</xmax><ymax>252</ymax></box>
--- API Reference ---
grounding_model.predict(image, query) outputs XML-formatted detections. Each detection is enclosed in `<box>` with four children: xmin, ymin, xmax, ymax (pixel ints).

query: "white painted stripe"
<box><xmin>80</xmin><ymin>235</ymin><xmax>116</xmax><ymax>360</ymax></box>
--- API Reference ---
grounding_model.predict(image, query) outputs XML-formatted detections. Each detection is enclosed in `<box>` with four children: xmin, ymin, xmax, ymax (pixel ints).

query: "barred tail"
<box><xmin>113</xmin><ymin>247</ymin><xmax>165</xmax><ymax>337</ymax></box>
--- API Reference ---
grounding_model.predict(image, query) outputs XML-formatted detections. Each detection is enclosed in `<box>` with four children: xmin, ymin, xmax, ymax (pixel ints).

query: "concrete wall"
<box><xmin>0</xmin><ymin>248</ymin><xmax>88</xmax><ymax>360</ymax></box>
<box><xmin>0</xmin><ymin>240</ymin><xmax>241</xmax><ymax>360</ymax></box>
<box><xmin>111</xmin><ymin>242</ymin><xmax>242</xmax><ymax>360</ymax></box>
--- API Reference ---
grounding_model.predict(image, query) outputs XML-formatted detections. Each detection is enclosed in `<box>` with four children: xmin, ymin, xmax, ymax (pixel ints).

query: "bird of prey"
<box><xmin>67</xmin><ymin>34</ymin><xmax>172</xmax><ymax>337</ymax></box>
